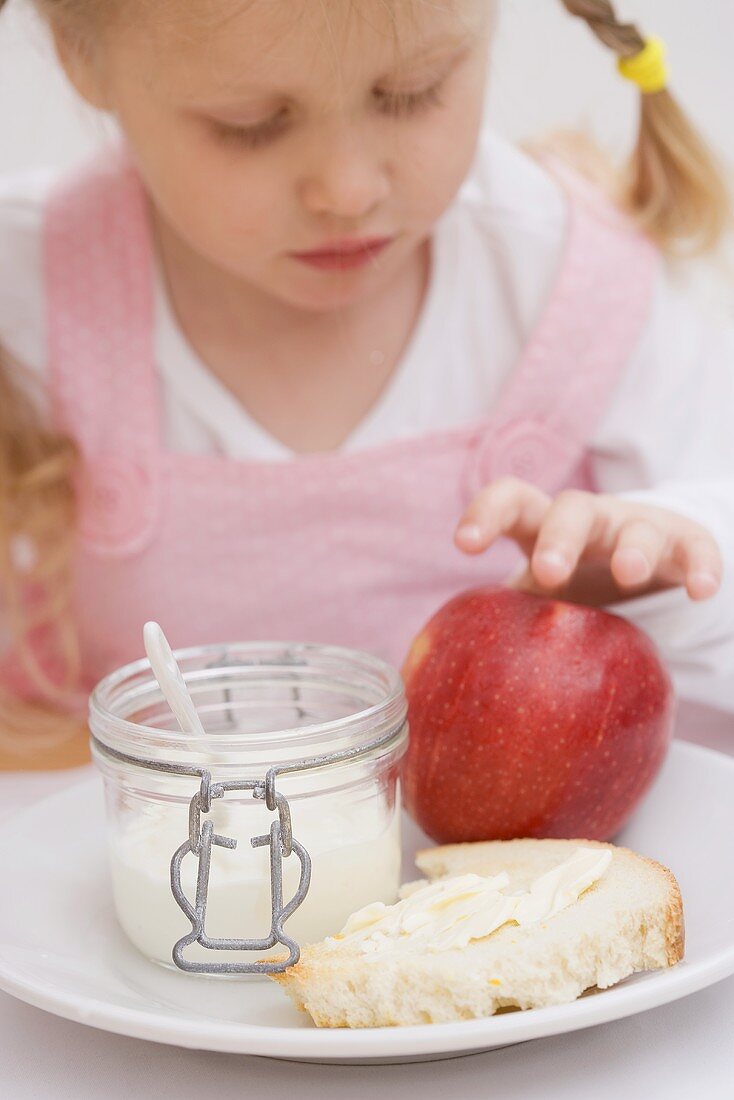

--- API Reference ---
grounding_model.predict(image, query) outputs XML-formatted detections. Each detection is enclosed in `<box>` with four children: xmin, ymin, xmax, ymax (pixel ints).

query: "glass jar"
<box><xmin>90</xmin><ymin>641</ymin><xmax>408</xmax><ymax>974</ymax></box>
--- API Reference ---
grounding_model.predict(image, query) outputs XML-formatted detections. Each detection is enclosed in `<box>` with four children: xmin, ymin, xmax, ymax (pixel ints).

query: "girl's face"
<box><xmin>58</xmin><ymin>0</ymin><xmax>492</xmax><ymax>312</ymax></box>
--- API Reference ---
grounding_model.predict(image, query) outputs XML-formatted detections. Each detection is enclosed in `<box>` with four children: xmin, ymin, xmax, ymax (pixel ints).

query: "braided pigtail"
<box><xmin>561</xmin><ymin>0</ymin><xmax>730</xmax><ymax>254</ymax></box>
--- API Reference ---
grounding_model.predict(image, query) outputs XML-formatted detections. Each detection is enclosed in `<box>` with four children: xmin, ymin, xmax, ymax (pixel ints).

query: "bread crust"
<box><xmin>267</xmin><ymin>837</ymin><xmax>685</xmax><ymax>1027</ymax></box>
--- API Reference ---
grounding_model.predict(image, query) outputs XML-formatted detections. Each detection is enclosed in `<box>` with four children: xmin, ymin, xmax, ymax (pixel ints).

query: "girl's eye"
<box><xmin>374</xmin><ymin>80</ymin><xmax>446</xmax><ymax>118</ymax></box>
<box><xmin>210</xmin><ymin>78</ymin><xmax>446</xmax><ymax>151</ymax></box>
<box><xmin>211</xmin><ymin>109</ymin><xmax>291</xmax><ymax>150</ymax></box>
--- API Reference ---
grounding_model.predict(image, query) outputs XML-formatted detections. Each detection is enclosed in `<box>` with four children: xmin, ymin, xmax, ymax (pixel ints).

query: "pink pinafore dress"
<box><xmin>25</xmin><ymin>145</ymin><xmax>658</xmax><ymax>694</ymax></box>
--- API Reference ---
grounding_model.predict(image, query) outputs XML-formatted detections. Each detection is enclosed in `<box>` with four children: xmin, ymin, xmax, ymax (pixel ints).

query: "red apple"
<box><xmin>401</xmin><ymin>585</ymin><xmax>675</xmax><ymax>843</ymax></box>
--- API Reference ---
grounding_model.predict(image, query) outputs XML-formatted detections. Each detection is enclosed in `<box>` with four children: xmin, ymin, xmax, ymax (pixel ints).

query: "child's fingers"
<box><xmin>673</xmin><ymin>531</ymin><xmax>723</xmax><ymax>600</ymax></box>
<box><xmin>610</xmin><ymin>518</ymin><xmax>668</xmax><ymax>590</ymax></box>
<box><xmin>454</xmin><ymin>477</ymin><xmax>551</xmax><ymax>555</ymax></box>
<box><xmin>456</xmin><ymin>484</ymin><xmax>724</xmax><ymax>605</ymax></box>
<box><xmin>528</xmin><ymin>490</ymin><xmax>599</xmax><ymax>588</ymax></box>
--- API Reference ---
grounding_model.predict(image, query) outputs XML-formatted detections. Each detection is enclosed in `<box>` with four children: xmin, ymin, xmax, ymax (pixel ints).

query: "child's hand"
<box><xmin>454</xmin><ymin>478</ymin><xmax>723</xmax><ymax>607</ymax></box>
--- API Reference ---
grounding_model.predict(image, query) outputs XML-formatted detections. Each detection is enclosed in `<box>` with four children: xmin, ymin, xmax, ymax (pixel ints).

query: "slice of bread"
<box><xmin>268</xmin><ymin>838</ymin><xmax>684</xmax><ymax>1028</ymax></box>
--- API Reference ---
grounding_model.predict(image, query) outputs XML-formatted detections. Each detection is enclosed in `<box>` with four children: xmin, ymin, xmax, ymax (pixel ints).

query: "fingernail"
<box><xmin>456</xmin><ymin>523</ymin><xmax>483</xmax><ymax>544</ymax></box>
<box><xmin>616</xmin><ymin>547</ymin><xmax>652</xmax><ymax>581</ymax></box>
<box><xmin>690</xmin><ymin>571</ymin><xmax>718</xmax><ymax>596</ymax></box>
<box><xmin>536</xmin><ymin>549</ymin><xmax>570</xmax><ymax>575</ymax></box>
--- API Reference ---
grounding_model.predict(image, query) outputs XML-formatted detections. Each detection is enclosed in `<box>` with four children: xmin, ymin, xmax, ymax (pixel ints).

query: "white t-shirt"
<box><xmin>2</xmin><ymin>131</ymin><xmax>734</xmax><ymax>711</ymax></box>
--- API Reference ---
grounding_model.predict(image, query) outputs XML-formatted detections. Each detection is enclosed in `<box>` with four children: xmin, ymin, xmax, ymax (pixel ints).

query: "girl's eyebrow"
<box><xmin>188</xmin><ymin>31</ymin><xmax>475</xmax><ymax>110</ymax></box>
<box><xmin>383</xmin><ymin>36</ymin><xmax>474</xmax><ymax>83</ymax></box>
<box><xmin>398</xmin><ymin>29</ymin><xmax>476</xmax><ymax>66</ymax></box>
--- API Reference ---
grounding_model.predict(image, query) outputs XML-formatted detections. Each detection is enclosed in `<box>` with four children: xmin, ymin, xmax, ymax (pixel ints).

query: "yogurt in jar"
<box><xmin>91</xmin><ymin>638</ymin><xmax>409</xmax><ymax>974</ymax></box>
<box><xmin>109</xmin><ymin>790</ymin><xmax>402</xmax><ymax>967</ymax></box>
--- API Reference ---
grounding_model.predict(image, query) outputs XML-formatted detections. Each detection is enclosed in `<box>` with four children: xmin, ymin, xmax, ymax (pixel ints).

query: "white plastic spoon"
<box><xmin>143</xmin><ymin>620</ymin><xmax>208</xmax><ymax>740</ymax></box>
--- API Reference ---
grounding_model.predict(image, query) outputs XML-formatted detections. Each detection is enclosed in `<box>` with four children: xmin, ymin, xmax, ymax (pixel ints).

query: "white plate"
<box><xmin>0</xmin><ymin>740</ymin><xmax>733</xmax><ymax>1064</ymax></box>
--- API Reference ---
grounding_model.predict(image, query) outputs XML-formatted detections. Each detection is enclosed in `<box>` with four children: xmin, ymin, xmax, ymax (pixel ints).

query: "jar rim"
<box><xmin>89</xmin><ymin>639</ymin><xmax>407</xmax><ymax>768</ymax></box>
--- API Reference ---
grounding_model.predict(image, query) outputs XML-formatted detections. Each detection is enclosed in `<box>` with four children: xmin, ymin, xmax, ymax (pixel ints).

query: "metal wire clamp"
<box><xmin>91</xmin><ymin>718</ymin><xmax>405</xmax><ymax>975</ymax></box>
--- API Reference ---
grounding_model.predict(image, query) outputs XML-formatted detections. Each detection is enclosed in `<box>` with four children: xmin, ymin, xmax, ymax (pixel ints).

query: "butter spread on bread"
<box><xmin>335</xmin><ymin>847</ymin><xmax>612</xmax><ymax>954</ymax></box>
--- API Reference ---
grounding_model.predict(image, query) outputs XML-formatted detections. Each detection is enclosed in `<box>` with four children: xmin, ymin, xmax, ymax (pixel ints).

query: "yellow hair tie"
<box><xmin>617</xmin><ymin>37</ymin><xmax>668</xmax><ymax>94</ymax></box>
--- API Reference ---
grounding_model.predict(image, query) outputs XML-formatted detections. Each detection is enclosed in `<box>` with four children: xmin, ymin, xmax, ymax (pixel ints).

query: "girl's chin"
<box><xmin>276</xmin><ymin>265</ymin><xmax>389</xmax><ymax>312</ymax></box>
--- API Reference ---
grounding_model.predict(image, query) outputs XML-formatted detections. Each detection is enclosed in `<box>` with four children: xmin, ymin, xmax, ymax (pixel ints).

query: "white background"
<box><xmin>1</xmin><ymin>0</ymin><xmax>733</xmax><ymax>175</ymax></box>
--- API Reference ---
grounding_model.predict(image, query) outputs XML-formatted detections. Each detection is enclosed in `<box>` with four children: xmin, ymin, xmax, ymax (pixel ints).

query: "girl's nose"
<box><xmin>298</xmin><ymin>126</ymin><xmax>391</xmax><ymax>222</ymax></box>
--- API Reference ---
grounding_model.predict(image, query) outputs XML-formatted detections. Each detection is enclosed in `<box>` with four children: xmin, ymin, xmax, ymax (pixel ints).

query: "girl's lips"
<box><xmin>290</xmin><ymin>236</ymin><xmax>394</xmax><ymax>271</ymax></box>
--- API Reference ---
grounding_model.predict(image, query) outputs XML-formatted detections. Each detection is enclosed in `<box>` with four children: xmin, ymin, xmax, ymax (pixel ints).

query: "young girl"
<box><xmin>1</xmin><ymin>0</ymin><xmax>733</xmax><ymax>768</ymax></box>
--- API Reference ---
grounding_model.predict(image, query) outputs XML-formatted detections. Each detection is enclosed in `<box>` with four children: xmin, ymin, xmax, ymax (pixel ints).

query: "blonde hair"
<box><xmin>0</xmin><ymin>0</ymin><xmax>730</xmax><ymax>765</ymax></box>
<box><xmin>0</xmin><ymin>347</ymin><xmax>85</xmax><ymax>768</ymax></box>
<box><xmin>560</xmin><ymin>0</ymin><xmax>730</xmax><ymax>253</ymax></box>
